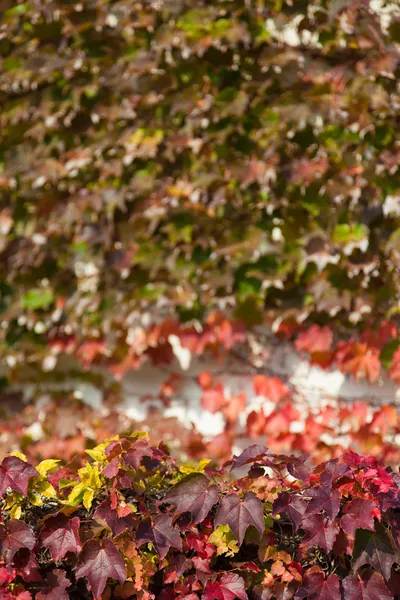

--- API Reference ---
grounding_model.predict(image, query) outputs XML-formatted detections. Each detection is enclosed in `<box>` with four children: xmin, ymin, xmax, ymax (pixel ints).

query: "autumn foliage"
<box><xmin>1</xmin><ymin>0</ymin><xmax>400</xmax><ymax>386</ymax></box>
<box><xmin>2</xmin><ymin>435</ymin><xmax>400</xmax><ymax>599</ymax></box>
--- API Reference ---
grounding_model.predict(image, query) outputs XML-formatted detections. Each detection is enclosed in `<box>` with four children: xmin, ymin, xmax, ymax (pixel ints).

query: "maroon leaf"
<box><xmin>137</xmin><ymin>514</ymin><xmax>182</xmax><ymax>559</ymax></box>
<box><xmin>36</xmin><ymin>570</ymin><xmax>71</xmax><ymax>600</ymax></box>
<box><xmin>214</xmin><ymin>492</ymin><xmax>264</xmax><ymax>546</ymax></box>
<box><xmin>294</xmin><ymin>571</ymin><xmax>340</xmax><ymax>599</ymax></box>
<box><xmin>103</xmin><ymin>458</ymin><xmax>120</xmax><ymax>479</ymax></box>
<box><xmin>286</xmin><ymin>455</ymin><xmax>312</xmax><ymax>481</ymax></box>
<box><xmin>40</xmin><ymin>514</ymin><xmax>82</xmax><ymax>562</ymax></box>
<box><xmin>0</xmin><ymin>521</ymin><xmax>36</xmax><ymax>563</ymax></box>
<box><xmin>13</xmin><ymin>549</ymin><xmax>41</xmax><ymax>583</ymax></box>
<box><xmin>202</xmin><ymin>572</ymin><xmax>248</xmax><ymax>600</ymax></box>
<box><xmin>301</xmin><ymin>514</ymin><xmax>339</xmax><ymax>553</ymax></box>
<box><xmin>340</xmin><ymin>498</ymin><xmax>377</xmax><ymax>538</ymax></box>
<box><xmin>273</xmin><ymin>492</ymin><xmax>307</xmax><ymax>531</ymax></box>
<box><xmin>94</xmin><ymin>497</ymin><xmax>134</xmax><ymax>536</ymax></box>
<box><xmin>230</xmin><ymin>445</ymin><xmax>269</xmax><ymax>471</ymax></box>
<box><xmin>163</xmin><ymin>473</ymin><xmax>218</xmax><ymax>524</ymax></box>
<box><xmin>342</xmin><ymin>572</ymin><xmax>393</xmax><ymax>600</ymax></box>
<box><xmin>353</xmin><ymin>524</ymin><xmax>398</xmax><ymax>581</ymax></box>
<box><xmin>0</xmin><ymin>457</ymin><xmax>38</xmax><ymax>497</ymax></box>
<box><xmin>305</xmin><ymin>487</ymin><xmax>340</xmax><ymax>521</ymax></box>
<box><xmin>75</xmin><ymin>539</ymin><xmax>126</xmax><ymax>599</ymax></box>
<box><xmin>122</xmin><ymin>439</ymin><xmax>152</xmax><ymax>469</ymax></box>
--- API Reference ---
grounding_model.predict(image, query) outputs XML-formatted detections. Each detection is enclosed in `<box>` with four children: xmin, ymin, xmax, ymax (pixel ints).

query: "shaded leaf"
<box><xmin>214</xmin><ymin>492</ymin><xmax>264</xmax><ymax>545</ymax></box>
<box><xmin>75</xmin><ymin>539</ymin><xmax>127</xmax><ymax>599</ymax></box>
<box><xmin>163</xmin><ymin>473</ymin><xmax>218</xmax><ymax>524</ymax></box>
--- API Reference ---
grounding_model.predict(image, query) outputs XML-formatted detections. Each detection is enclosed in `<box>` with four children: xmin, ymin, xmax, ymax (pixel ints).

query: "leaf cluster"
<box><xmin>1</xmin><ymin>435</ymin><xmax>400</xmax><ymax>598</ymax></box>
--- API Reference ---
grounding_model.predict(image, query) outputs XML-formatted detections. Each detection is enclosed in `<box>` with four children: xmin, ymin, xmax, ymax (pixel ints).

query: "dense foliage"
<box><xmin>2</xmin><ymin>435</ymin><xmax>400</xmax><ymax>599</ymax></box>
<box><xmin>2</xmin><ymin>0</ymin><xmax>400</xmax><ymax>382</ymax></box>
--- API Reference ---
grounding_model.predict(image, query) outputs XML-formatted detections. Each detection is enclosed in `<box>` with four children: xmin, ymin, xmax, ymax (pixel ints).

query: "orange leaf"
<box><xmin>295</xmin><ymin>325</ymin><xmax>333</xmax><ymax>354</ymax></box>
<box><xmin>253</xmin><ymin>376</ymin><xmax>289</xmax><ymax>402</ymax></box>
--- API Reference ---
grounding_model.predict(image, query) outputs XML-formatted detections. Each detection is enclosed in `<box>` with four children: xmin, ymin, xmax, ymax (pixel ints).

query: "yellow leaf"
<box><xmin>83</xmin><ymin>488</ymin><xmax>95</xmax><ymax>510</ymax></box>
<box><xmin>10</xmin><ymin>505</ymin><xmax>22</xmax><ymax>519</ymax></box>
<box><xmin>29</xmin><ymin>493</ymin><xmax>43</xmax><ymax>507</ymax></box>
<box><xmin>180</xmin><ymin>459</ymin><xmax>211</xmax><ymax>475</ymax></box>
<box><xmin>36</xmin><ymin>459</ymin><xmax>60</xmax><ymax>477</ymax></box>
<box><xmin>35</xmin><ymin>479</ymin><xmax>57</xmax><ymax>498</ymax></box>
<box><xmin>209</xmin><ymin>524</ymin><xmax>239</xmax><ymax>557</ymax></box>
<box><xmin>78</xmin><ymin>463</ymin><xmax>102</xmax><ymax>489</ymax></box>
<box><xmin>68</xmin><ymin>482</ymin><xmax>87</xmax><ymax>506</ymax></box>
<box><xmin>10</xmin><ymin>451</ymin><xmax>27</xmax><ymax>462</ymax></box>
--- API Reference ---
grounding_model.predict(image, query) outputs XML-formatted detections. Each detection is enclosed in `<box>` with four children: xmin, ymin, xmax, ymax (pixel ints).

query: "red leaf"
<box><xmin>340</xmin><ymin>498</ymin><xmax>377</xmax><ymax>538</ymax></box>
<box><xmin>36</xmin><ymin>570</ymin><xmax>71</xmax><ymax>600</ymax></box>
<box><xmin>202</xmin><ymin>572</ymin><xmax>248</xmax><ymax>600</ymax></box>
<box><xmin>206</xmin><ymin>431</ymin><xmax>232</xmax><ymax>461</ymax></box>
<box><xmin>214</xmin><ymin>491</ymin><xmax>264</xmax><ymax>545</ymax></box>
<box><xmin>0</xmin><ymin>457</ymin><xmax>38</xmax><ymax>497</ymax></box>
<box><xmin>197</xmin><ymin>371</ymin><xmax>213</xmax><ymax>390</ymax></box>
<box><xmin>201</xmin><ymin>384</ymin><xmax>226</xmax><ymax>413</ymax></box>
<box><xmin>295</xmin><ymin>325</ymin><xmax>333</xmax><ymax>354</ymax></box>
<box><xmin>389</xmin><ymin>348</ymin><xmax>400</xmax><ymax>383</ymax></box>
<box><xmin>40</xmin><ymin>514</ymin><xmax>82</xmax><ymax>562</ymax></box>
<box><xmin>231</xmin><ymin>445</ymin><xmax>269</xmax><ymax>471</ymax></box>
<box><xmin>295</xmin><ymin>571</ymin><xmax>340</xmax><ymax>599</ymax></box>
<box><xmin>0</xmin><ymin>521</ymin><xmax>36</xmax><ymax>563</ymax></box>
<box><xmin>273</xmin><ymin>492</ymin><xmax>307</xmax><ymax>532</ymax></box>
<box><xmin>246</xmin><ymin>411</ymin><xmax>267</xmax><ymax>438</ymax></box>
<box><xmin>136</xmin><ymin>514</ymin><xmax>182</xmax><ymax>559</ymax></box>
<box><xmin>305</xmin><ymin>486</ymin><xmax>340</xmax><ymax>521</ymax></box>
<box><xmin>75</xmin><ymin>539</ymin><xmax>127</xmax><ymax>599</ymax></box>
<box><xmin>342</xmin><ymin>571</ymin><xmax>393</xmax><ymax>600</ymax></box>
<box><xmin>301</xmin><ymin>515</ymin><xmax>338</xmax><ymax>553</ymax></box>
<box><xmin>253</xmin><ymin>376</ymin><xmax>289</xmax><ymax>402</ymax></box>
<box><xmin>223</xmin><ymin>393</ymin><xmax>246</xmax><ymax>424</ymax></box>
<box><xmin>122</xmin><ymin>439</ymin><xmax>152</xmax><ymax>469</ymax></box>
<box><xmin>94</xmin><ymin>498</ymin><xmax>134</xmax><ymax>536</ymax></box>
<box><xmin>335</xmin><ymin>342</ymin><xmax>380</xmax><ymax>382</ymax></box>
<box><xmin>163</xmin><ymin>473</ymin><xmax>219</xmax><ymax>524</ymax></box>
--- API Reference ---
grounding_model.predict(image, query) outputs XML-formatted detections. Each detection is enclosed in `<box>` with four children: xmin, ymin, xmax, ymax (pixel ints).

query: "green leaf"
<box><xmin>21</xmin><ymin>289</ymin><xmax>54</xmax><ymax>311</ymax></box>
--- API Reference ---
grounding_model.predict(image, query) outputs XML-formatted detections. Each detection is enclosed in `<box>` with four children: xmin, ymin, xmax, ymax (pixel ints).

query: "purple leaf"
<box><xmin>214</xmin><ymin>491</ymin><xmax>264</xmax><ymax>546</ymax></box>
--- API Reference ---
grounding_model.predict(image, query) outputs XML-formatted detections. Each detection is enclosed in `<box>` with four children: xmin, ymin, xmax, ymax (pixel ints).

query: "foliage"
<box><xmin>2</xmin><ymin>435</ymin><xmax>400</xmax><ymax>598</ymax></box>
<box><xmin>1</xmin><ymin>0</ymin><xmax>400</xmax><ymax>384</ymax></box>
<box><xmin>3</xmin><ymin>371</ymin><xmax>400</xmax><ymax>468</ymax></box>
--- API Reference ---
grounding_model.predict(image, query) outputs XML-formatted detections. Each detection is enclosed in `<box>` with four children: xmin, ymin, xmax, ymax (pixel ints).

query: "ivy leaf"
<box><xmin>0</xmin><ymin>457</ymin><xmax>39</xmax><ymax>496</ymax></box>
<box><xmin>295</xmin><ymin>325</ymin><xmax>333</xmax><ymax>354</ymax></box>
<box><xmin>122</xmin><ymin>439</ymin><xmax>153</xmax><ymax>469</ymax></box>
<box><xmin>21</xmin><ymin>288</ymin><xmax>54</xmax><ymax>311</ymax></box>
<box><xmin>253</xmin><ymin>376</ymin><xmax>289</xmax><ymax>402</ymax></box>
<box><xmin>294</xmin><ymin>571</ymin><xmax>340</xmax><ymax>600</ymax></box>
<box><xmin>0</xmin><ymin>521</ymin><xmax>36</xmax><ymax>563</ymax></box>
<box><xmin>163</xmin><ymin>473</ymin><xmax>218</xmax><ymax>524</ymax></box>
<box><xmin>286</xmin><ymin>455</ymin><xmax>312</xmax><ymax>481</ymax></box>
<box><xmin>136</xmin><ymin>514</ymin><xmax>182</xmax><ymax>558</ymax></box>
<box><xmin>340</xmin><ymin>498</ymin><xmax>377</xmax><ymax>538</ymax></box>
<box><xmin>273</xmin><ymin>492</ymin><xmax>307</xmax><ymax>531</ymax></box>
<box><xmin>230</xmin><ymin>445</ymin><xmax>269</xmax><ymax>471</ymax></box>
<box><xmin>75</xmin><ymin>539</ymin><xmax>127</xmax><ymax>599</ymax></box>
<box><xmin>214</xmin><ymin>491</ymin><xmax>264</xmax><ymax>546</ymax></box>
<box><xmin>305</xmin><ymin>487</ymin><xmax>340</xmax><ymax>521</ymax></box>
<box><xmin>40</xmin><ymin>514</ymin><xmax>82</xmax><ymax>562</ymax></box>
<box><xmin>353</xmin><ymin>524</ymin><xmax>399</xmax><ymax>581</ymax></box>
<box><xmin>36</xmin><ymin>570</ymin><xmax>71</xmax><ymax>600</ymax></box>
<box><xmin>301</xmin><ymin>514</ymin><xmax>339</xmax><ymax>553</ymax></box>
<box><xmin>202</xmin><ymin>572</ymin><xmax>248</xmax><ymax>600</ymax></box>
<box><xmin>342</xmin><ymin>571</ymin><xmax>393</xmax><ymax>600</ymax></box>
<box><xmin>336</xmin><ymin>342</ymin><xmax>381</xmax><ymax>383</ymax></box>
<box><xmin>93</xmin><ymin>497</ymin><xmax>134</xmax><ymax>536</ymax></box>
